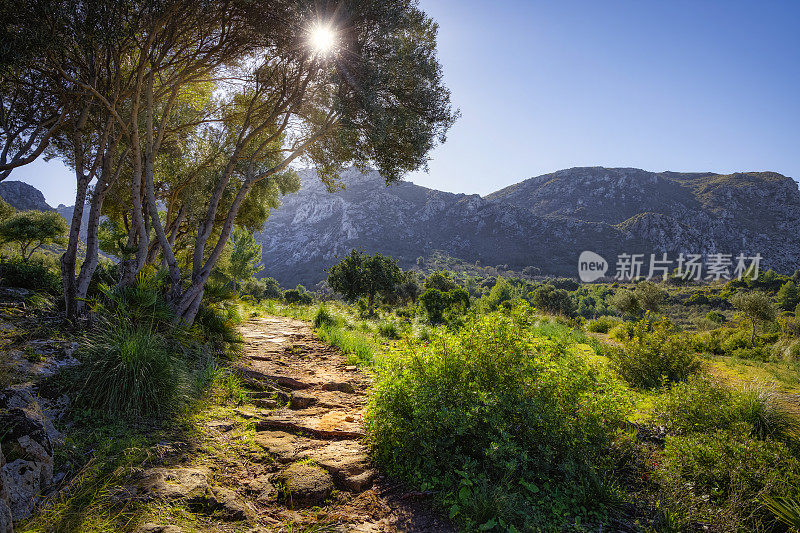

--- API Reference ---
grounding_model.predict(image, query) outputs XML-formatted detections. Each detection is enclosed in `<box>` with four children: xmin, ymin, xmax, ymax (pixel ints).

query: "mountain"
<box><xmin>5</xmin><ymin>167</ymin><xmax>798</xmax><ymax>287</ymax></box>
<box><xmin>0</xmin><ymin>181</ymin><xmax>52</xmax><ymax>211</ymax></box>
<box><xmin>258</xmin><ymin>167</ymin><xmax>800</xmax><ymax>286</ymax></box>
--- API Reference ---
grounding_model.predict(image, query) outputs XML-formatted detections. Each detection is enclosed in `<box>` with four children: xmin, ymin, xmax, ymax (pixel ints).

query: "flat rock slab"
<box><xmin>256</xmin><ymin>408</ymin><xmax>364</xmax><ymax>439</ymax></box>
<box><xmin>255</xmin><ymin>431</ymin><xmax>375</xmax><ymax>492</ymax></box>
<box><xmin>274</xmin><ymin>463</ymin><xmax>333</xmax><ymax>507</ymax></box>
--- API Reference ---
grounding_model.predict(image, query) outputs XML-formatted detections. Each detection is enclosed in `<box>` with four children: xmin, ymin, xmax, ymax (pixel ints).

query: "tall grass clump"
<box><xmin>71</xmin><ymin>324</ymin><xmax>184</xmax><ymax>417</ymax></box>
<box><xmin>607</xmin><ymin>317</ymin><xmax>701</xmax><ymax>388</ymax></box>
<box><xmin>366</xmin><ymin>310</ymin><xmax>631</xmax><ymax>530</ymax></box>
<box><xmin>317</xmin><ymin>326</ymin><xmax>376</xmax><ymax>367</ymax></box>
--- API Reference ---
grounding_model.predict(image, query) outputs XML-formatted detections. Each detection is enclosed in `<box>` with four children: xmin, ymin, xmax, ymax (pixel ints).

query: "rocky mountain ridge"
<box><xmin>3</xmin><ymin>167</ymin><xmax>799</xmax><ymax>287</ymax></box>
<box><xmin>258</xmin><ymin>167</ymin><xmax>800</xmax><ymax>286</ymax></box>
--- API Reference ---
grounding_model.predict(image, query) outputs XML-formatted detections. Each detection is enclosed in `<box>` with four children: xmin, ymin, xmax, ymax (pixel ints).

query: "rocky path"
<box><xmin>226</xmin><ymin>315</ymin><xmax>453</xmax><ymax>532</ymax></box>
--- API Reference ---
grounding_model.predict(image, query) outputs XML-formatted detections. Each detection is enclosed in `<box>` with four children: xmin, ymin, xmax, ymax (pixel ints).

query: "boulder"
<box><xmin>0</xmin><ymin>386</ymin><xmax>57</xmax><ymax>521</ymax></box>
<box><xmin>274</xmin><ymin>464</ymin><xmax>333</xmax><ymax>506</ymax></box>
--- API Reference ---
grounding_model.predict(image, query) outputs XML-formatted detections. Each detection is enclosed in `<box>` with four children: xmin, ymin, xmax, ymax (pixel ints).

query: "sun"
<box><xmin>309</xmin><ymin>24</ymin><xmax>337</xmax><ymax>56</ymax></box>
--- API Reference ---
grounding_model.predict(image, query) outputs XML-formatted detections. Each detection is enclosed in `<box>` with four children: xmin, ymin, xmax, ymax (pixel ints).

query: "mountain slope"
<box><xmin>258</xmin><ymin>167</ymin><xmax>800</xmax><ymax>286</ymax></box>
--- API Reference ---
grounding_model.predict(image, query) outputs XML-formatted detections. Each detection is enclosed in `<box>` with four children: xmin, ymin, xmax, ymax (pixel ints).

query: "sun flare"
<box><xmin>309</xmin><ymin>24</ymin><xmax>337</xmax><ymax>55</ymax></box>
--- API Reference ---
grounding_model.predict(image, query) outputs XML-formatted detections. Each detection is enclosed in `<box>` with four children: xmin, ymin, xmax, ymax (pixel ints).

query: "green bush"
<box><xmin>720</xmin><ymin>329</ymin><xmax>752</xmax><ymax>354</ymax></box>
<box><xmin>651</xmin><ymin>376</ymin><xmax>798</xmax><ymax>442</ymax></box>
<box><xmin>193</xmin><ymin>304</ymin><xmax>243</xmax><ymax>356</ymax></box>
<box><xmin>284</xmin><ymin>285</ymin><xmax>312</xmax><ymax>305</ymax></box>
<box><xmin>655</xmin><ymin>429</ymin><xmax>800</xmax><ymax>530</ymax></box>
<box><xmin>367</xmin><ymin>311</ymin><xmax>631</xmax><ymax>530</ymax></box>
<box><xmin>419</xmin><ymin>287</ymin><xmax>469</xmax><ymax>324</ymax></box>
<box><xmin>0</xmin><ymin>256</ymin><xmax>62</xmax><ymax>294</ymax></box>
<box><xmin>705</xmin><ymin>311</ymin><xmax>726</xmax><ymax>324</ymax></box>
<box><xmin>71</xmin><ymin>324</ymin><xmax>185</xmax><ymax>417</ymax></box>
<box><xmin>530</xmin><ymin>284</ymin><xmax>575</xmax><ymax>316</ymax></box>
<box><xmin>586</xmin><ymin>315</ymin><xmax>621</xmax><ymax>334</ymax></box>
<box><xmin>607</xmin><ymin>318</ymin><xmax>701</xmax><ymax>388</ymax></box>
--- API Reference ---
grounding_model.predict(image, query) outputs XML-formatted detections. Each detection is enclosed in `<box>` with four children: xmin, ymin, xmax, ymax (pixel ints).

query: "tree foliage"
<box><xmin>0</xmin><ymin>210</ymin><xmax>67</xmax><ymax>260</ymax></box>
<box><xmin>327</xmin><ymin>249</ymin><xmax>403</xmax><ymax>311</ymax></box>
<box><xmin>228</xmin><ymin>227</ymin><xmax>264</xmax><ymax>290</ymax></box>
<box><xmin>2</xmin><ymin>0</ymin><xmax>456</xmax><ymax>322</ymax></box>
<box><xmin>731</xmin><ymin>291</ymin><xmax>778</xmax><ymax>345</ymax></box>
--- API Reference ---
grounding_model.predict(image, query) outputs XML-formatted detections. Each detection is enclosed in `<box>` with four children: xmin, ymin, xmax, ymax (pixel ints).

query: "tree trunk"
<box><xmin>61</xmin><ymin>173</ymin><xmax>90</xmax><ymax>319</ymax></box>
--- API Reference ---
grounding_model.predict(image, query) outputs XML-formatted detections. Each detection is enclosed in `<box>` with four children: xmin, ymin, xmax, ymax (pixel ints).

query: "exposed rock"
<box><xmin>321</xmin><ymin>382</ymin><xmax>355</xmax><ymax>394</ymax></box>
<box><xmin>137</xmin><ymin>468</ymin><xmax>246</xmax><ymax>521</ymax></box>
<box><xmin>0</xmin><ymin>444</ymin><xmax>12</xmax><ymax>533</ymax></box>
<box><xmin>137</xmin><ymin>524</ymin><xmax>183</xmax><ymax>533</ymax></box>
<box><xmin>256</xmin><ymin>408</ymin><xmax>364</xmax><ymax>439</ymax></box>
<box><xmin>289</xmin><ymin>393</ymin><xmax>317</xmax><ymax>409</ymax></box>
<box><xmin>274</xmin><ymin>464</ymin><xmax>333</xmax><ymax>506</ymax></box>
<box><xmin>0</xmin><ymin>386</ymin><xmax>58</xmax><ymax>521</ymax></box>
<box><xmin>0</xmin><ymin>181</ymin><xmax>52</xmax><ymax>212</ymax></box>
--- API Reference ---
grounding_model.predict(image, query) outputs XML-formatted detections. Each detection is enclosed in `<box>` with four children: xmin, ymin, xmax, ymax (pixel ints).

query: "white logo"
<box><xmin>578</xmin><ymin>251</ymin><xmax>608</xmax><ymax>282</ymax></box>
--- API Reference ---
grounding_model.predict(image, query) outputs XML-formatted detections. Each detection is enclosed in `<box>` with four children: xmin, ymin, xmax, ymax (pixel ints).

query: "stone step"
<box><xmin>256</xmin><ymin>408</ymin><xmax>364</xmax><ymax>440</ymax></box>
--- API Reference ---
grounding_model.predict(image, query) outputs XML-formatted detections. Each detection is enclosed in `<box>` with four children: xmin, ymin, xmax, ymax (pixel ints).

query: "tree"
<box><xmin>776</xmin><ymin>280</ymin><xmax>800</xmax><ymax>312</ymax></box>
<box><xmin>228</xmin><ymin>227</ymin><xmax>263</xmax><ymax>292</ymax></box>
<box><xmin>531</xmin><ymin>284</ymin><xmax>575</xmax><ymax>316</ymax></box>
<box><xmin>0</xmin><ymin>197</ymin><xmax>14</xmax><ymax>220</ymax></box>
<box><xmin>634</xmin><ymin>281</ymin><xmax>668</xmax><ymax>313</ymax></box>
<box><xmin>0</xmin><ymin>210</ymin><xmax>67</xmax><ymax>261</ymax></box>
<box><xmin>484</xmin><ymin>277</ymin><xmax>515</xmax><ymax>310</ymax></box>
<box><xmin>327</xmin><ymin>250</ymin><xmax>403</xmax><ymax>313</ymax></box>
<box><xmin>731</xmin><ymin>291</ymin><xmax>778</xmax><ymax>346</ymax></box>
<box><xmin>4</xmin><ymin>0</ymin><xmax>456</xmax><ymax>323</ymax></box>
<box><xmin>420</xmin><ymin>287</ymin><xmax>469</xmax><ymax>324</ymax></box>
<box><xmin>424</xmin><ymin>271</ymin><xmax>459</xmax><ymax>292</ymax></box>
<box><xmin>610</xmin><ymin>289</ymin><xmax>641</xmax><ymax>318</ymax></box>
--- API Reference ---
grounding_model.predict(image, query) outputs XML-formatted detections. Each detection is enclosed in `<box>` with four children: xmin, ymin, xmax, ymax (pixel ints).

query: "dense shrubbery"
<box><xmin>419</xmin><ymin>287</ymin><xmax>469</xmax><ymax>324</ymax></box>
<box><xmin>0</xmin><ymin>255</ymin><xmax>62</xmax><ymax>294</ymax></box>
<box><xmin>367</xmin><ymin>310</ymin><xmax>631</xmax><ymax>530</ymax></box>
<box><xmin>651</xmin><ymin>376</ymin><xmax>798</xmax><ymax>441</ymax></box>
<box><xmin>586</xmin><ymin>315</ymin><xmax>621</xmax><ymax>333</ymax></box>
<box><xmin>656</xmin><ymin>429</ymin><xmax>800</xmax><ymax>530</ymax></box>
<box><xmin>607</xmin><ymin>318</ymin><xmax>701</xmax><ymax>388</ymax></box>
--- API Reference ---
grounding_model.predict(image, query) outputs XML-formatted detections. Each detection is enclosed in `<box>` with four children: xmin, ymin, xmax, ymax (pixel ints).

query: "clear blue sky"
<box><xmin>10</xmin><ymin>0</ymin><xmax>800</xmax><ymax>205</ymax></box>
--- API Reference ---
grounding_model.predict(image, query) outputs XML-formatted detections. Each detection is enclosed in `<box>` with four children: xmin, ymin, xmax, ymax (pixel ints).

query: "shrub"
<box><xmin>608</xmin><ymin>320</ymin><xmax>637</xmax><ymax>342</ymax></box>
<box><xmin>71</xmin><ymin>324</ymin><xmax>185</xmax><ymax>417</ymax></box>
<box><xmin>705</xmin><ymin>311</ymin><xmax>726</xmax><ymax>324</ymax></box>
<box><xmin>367</xmin><ymin>312</ymin><xmax>631</xmax><ymax>530</ymax></box>
<box><xmin>377</xmin><ymin>319</ymin><xmax>401</xmax><ymax>339</ymax></box>
<box><xmin>651</xmin><ymin>376</ymin><xmax>798</xmax><ymax>442</ymax></box>
<box><xmin>482</xmin><ymin>276</ymin><xmax>515</xmax><ymax>310</ymax></box>
<box><xmin>586</xmin><ymin>315</ymin><xmax>621</xmax><ymax>334</ymax></box>
<box><xmin>419</xmin><ymin>287</ymin><xmax>469</xmax><ymax>325</ymax></box>
<box><xmin>284</xmin><ymin>285</ymin><xmax>312</xmax><ymax>305</ymax></box>
<box><xmin>634</xmin><ymin>281</ymin><xmax>667</xmax><ymax>312</ymax></box>
<box><xmin>655</xmin><ymin>429</ymin><xmax>800</xmax><ymax>530</ymax></box>
<box><xmin>607</xmin><ymin>318</ymin><xmax>701</xmax><ymax>388</ymax></box>
<box><xmin>0</xmin><ymin>256</ymin><xmax>61</xmax><ymax>294</ymax></box>
<box><xmin>720</xmin><ymin>328</ymin><xmax>751</xmax><ymax>354</ymax></box>
<box><xmin>261</xmin><ymin>277</ymin><xmax>283</xmax><ymax>299</ymax></box>
<box><xmin>194</xmin><ymin>304</ymin><xmax>243</xmax><ymax>356</ymax></box>
<box><xmin>609</xmin><ymin>289</ymin><xmax>641</xmax><ymax>317</ymax></box>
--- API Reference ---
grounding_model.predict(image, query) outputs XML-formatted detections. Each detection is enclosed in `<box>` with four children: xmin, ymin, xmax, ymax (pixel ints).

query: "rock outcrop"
<box><xmin>0</xmin><ymin>384</ymin><xmax>62</xmax><ymax>526</ymax></box>
<box><xmin>0</xmin><ymin>182</ymin><xmax>52</xmax><ymax>212</ymax></box>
